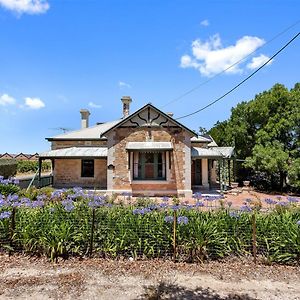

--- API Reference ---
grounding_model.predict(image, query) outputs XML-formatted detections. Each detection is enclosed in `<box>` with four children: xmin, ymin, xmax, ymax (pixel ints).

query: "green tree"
<box><xmin>208</xmin><ymin>82</ymin><xmax>300</xmax><ymax>191</ymax></box>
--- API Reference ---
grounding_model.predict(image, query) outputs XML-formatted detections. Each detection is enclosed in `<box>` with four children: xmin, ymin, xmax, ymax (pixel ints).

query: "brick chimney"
<box><xmin>80</xmin><ymin>109</ymin><xmax>90</xmax><ymax>128</ymax></box>
<box><xmin>121</xmin><ymin>96</ymin><xmax>132</xmax><ymax>118</ymax></box>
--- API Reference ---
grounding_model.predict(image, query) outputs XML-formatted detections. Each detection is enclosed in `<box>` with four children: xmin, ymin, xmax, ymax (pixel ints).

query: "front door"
<box><xmin>192</xmin><ymin>159</ymin><xmax>202</xmax><ymax>186</ymax></box>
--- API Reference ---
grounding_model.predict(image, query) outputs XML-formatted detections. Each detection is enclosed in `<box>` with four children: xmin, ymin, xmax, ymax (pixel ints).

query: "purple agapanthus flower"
<box><xmin>265</xmin><ymin>198</ymin><xmax>277</xmax><ymax>205</ymax></box>
<box><xmin>62</xmin><ymin>199</ymin><xmax>75</xmax><ymax>212</ymax></box>
<box><xmin>164</xmin><ymin>215</ymin><xmax>174</xmax><ymax>223</ymax></box>
<box><xmin>287</xmin><ymin>197</ymin><xmax>299</xmax><ymax>203</ymax></box>
<box><xmin>177</xmin><ymin>216</ymin><xmax>189</xmax><ymax>225</ymax></box>
<box><xmin>192</xmin><ymin>192</ymin><xmax>202</xmax><ymax>200</ymax></box>
<box><xmin>132</xmin><ymin>207</ymin><xmax>151</xmax><ymax>215</ymax></box>
<box><xmin>20</xmin><ymin>197</ymin><xmax>31</xmax><ymax>207</ymax></box>
<box><xmin>161</xmin><ymin>196</ymin><xmax>169</xmax><ymax>202</ymax></box>
<box><xmin>0</xmin><ymin>211</ymin><xmax>11</xmax><ymax>219</ymax></box>
<box><xmin>31</xmin><ymin>200</ymin><xmax>45</xmax><ymax>208</ymax></box>
<box><xmin>229</xmin><ymin>211</ymin><xmax>240</xmax><ymax>219</ymax></box>
<box><xmin>195</xmin><ymin>201</ymin><xmax>204</xmax><ymax>208</ymax></box>
<box><xmin>51</xmin><ymin>190</ymin><xmax>63</xmax><ymax>199</ymax></box>
<box><xmin>88</xmin><ymin>198</ymin><xmax>105</xmax><ymax>208</ymax></box>
<box><xmin>240</xmin><ymin>205</ymin><xmax>252</xmax><ymax>212</ymax></box>
<box><xmin>37</xmin><ymin>194</ymin><xmax>47</xmax><ymax>202</ymax></box>
<box><xmin>171</xmin><ymin>205</ymin><xmax>181</xmax><ymax>211</ymax></box>
<box><xmin>64</xmin><ymin>203</ymin><xmax>75</xmax><ymax>212</ymax></box>
<box><xmin>159</xmin><ymin>202</ymin><xmax>169</xmax><ymax>209</ymax></box>
<box><xmin>277</xmin><ymin>201</ymin><xmax>288</xmax><ymax>207</ymax></box>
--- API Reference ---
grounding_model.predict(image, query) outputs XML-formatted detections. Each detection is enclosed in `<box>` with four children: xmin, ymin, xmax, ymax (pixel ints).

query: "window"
<box><xmin>81</xmin><ymin>159</ymin><xmax>94</xmax><ymax>177</ymax></box>
<box><xmin>133</xmin><ymin>152</ymin><xmax>166</xmax><ymax>180</ymax></box>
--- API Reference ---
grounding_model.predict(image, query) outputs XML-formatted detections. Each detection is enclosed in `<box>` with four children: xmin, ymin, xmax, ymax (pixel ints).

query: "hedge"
<box><xmin>0</xmin><ymin>159</ymin><xmax>17</xmax><ymax>178</ymax></box>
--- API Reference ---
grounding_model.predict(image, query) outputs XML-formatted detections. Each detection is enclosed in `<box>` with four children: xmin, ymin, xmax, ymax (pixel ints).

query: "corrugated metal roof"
<box><xmin>191</xmin><ymin>136</ymin><xmax>212</xmax><ymax>143</ymax></box>
<box><xmin>192</xmin><ymin>147</ymin><xmax>223</xmax><ymax>158</ymax></box>
<box><xmin>215</xmin><ymin>147</ymin><xmax>235</xmax><ymax>158</ymax></box>
<box><xmin>39</xmin><ymin>147</ymin><xmax>108</xmax><ymax>158</ymax></box>
<box><xmin>192</xmin><ymin>147</ymin><xmax>234</xmax><ymax>158</ymax></box>
<box><xmin>47</xmin><ymin>120</ymin><xmax>121</xmax><ymax>140</ymax></box>
<box><xmin>126</xmin><ymin>142</ymin><xmax>173</xmax><ymax>150</ymax></box>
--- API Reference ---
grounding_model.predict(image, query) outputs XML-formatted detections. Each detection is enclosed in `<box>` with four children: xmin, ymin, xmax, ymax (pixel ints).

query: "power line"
<box><xmin>175</xmin><ymin>31</ymin><xmax>300</xmax><ymax>121</ymax></box>
<box><xmin>161</xmin><ymin>20</ymin><xmax>300</xmax><ymax>109</ymax></box>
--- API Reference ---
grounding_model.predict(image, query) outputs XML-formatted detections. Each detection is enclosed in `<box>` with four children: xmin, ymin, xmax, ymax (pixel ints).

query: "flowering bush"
<box><xmin>0</xmin><ymin>176</ymin><xmax>20</xmax><ymax>196</ymax></box>
<box><xmin>0</xmin><ymin>188</ymin><xmax>299</xmax><ymax>263</ymax></box>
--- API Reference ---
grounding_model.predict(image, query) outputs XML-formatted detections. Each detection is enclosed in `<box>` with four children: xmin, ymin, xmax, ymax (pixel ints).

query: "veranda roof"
<box><xmin>192</xmin><ymin>147</ymin><xmax>234</xmax><ymax>159</ymax></box>
<box><xmin>126</xmin><ymin>142</ymin><xmax>173</xmax><ymax>150</ymax></box>
<box><xmin>39</xmin><ymin>147</ymin><xmax>108</xmax><ymax>158</ymax></box>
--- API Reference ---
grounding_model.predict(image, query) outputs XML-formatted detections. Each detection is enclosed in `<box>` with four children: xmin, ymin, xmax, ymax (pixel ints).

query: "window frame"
<box><xmin>81</xmin><ymin>159</ymin><xmax>95</xmax><ymax>178</ymax></box>
<box><xmin>132</xmin><ymin>151</ymin><xmax>167</xmax><ymax>181</ymax></box>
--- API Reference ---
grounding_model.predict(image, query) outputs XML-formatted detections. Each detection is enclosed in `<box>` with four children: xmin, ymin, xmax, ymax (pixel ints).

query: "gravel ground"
<box><xmin>0</xmin><ymin>254</ymin><xmax>299</xmax><ymax>300</ymax></box>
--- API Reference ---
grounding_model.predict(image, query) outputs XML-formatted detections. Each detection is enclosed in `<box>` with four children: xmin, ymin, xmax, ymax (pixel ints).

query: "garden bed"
<box><xmin>0</xmin><ymin>186</ymin><xmax>299</xmax><ymax>264</ymax></box>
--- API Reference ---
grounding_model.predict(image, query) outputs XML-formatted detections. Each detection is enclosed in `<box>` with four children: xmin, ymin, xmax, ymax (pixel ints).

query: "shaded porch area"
<box><xmin>191</xmin><ymin>146</ymin><xmax>235</xmax><ymax>192</ymax></box>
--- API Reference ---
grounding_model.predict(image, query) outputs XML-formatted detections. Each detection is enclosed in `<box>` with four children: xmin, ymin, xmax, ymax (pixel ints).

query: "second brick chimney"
<box><xmin>80</xmin><ymin>109</ymin><xmax>90</xmax><ymax>128</ymax></box>
<box><xmin>121</xmin><ymin>96</ymin><xmax>132</xmax><ymax>118</ymax></box>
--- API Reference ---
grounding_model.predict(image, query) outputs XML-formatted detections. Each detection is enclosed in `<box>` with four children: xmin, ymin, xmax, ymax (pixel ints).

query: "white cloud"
<box><xmin>200</xmin><ymin>19</ymin><xmax>209</xmax><ymax>27</ymax></box>
<box><xmin>24</xmin><ymin>97</ymin><xmax>45</xmax><ymax>109</ymax></box>
<box><xmin>88</xmin><ymin>101</ymin><xmax>102</xmax><ymax>109</ymax></box>
<box><xmin>180</xmin><ymin>34</ymin><xmax>270</xmax><ymax>76</ymax></box>
<box><xmin>247</xmin><ymin>54</ymin><xmax>272</xmax><ymax>70</ymax></box>
<box><xmin>0</xmin><ymin>94</ymin><xmax>16</xmax><ymax>106</ymax></box>
<box><xmin>0</xmin><ymin>0</ymin><xmax>49</xmax><ymax>15</ymax></box>
<box><xmin>119</xmin><ymin>81</ymin><xmax>131</xmax><ymax>88</ymax></box>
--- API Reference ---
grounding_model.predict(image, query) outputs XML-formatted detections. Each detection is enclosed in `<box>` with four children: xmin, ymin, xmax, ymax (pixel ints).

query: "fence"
<box><xmin>17</xmin><ymin>175</ymin><xmax>53</xmax><ymax>189</ymax></box>
<box><xmin>1</xmin><ymin>200</ymin><xmax>299</xmax><ymax>264</ymax></box>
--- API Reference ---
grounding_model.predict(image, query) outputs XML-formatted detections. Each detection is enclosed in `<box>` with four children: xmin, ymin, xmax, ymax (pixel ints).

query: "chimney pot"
<box><xmin>121</xmin><ymin>96</ymin><xmax>132</xmax><ymax>118</ymax></box>
<box><xmin>80</xmin><ymin>109</ymin><xmax>90</xmax><ymax>128</ymax></box>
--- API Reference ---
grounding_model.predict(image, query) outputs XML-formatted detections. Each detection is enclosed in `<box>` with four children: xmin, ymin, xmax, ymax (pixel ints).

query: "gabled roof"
<box><xmin>14</xmin><ymin>153</ymin><xmax>31</xmax><ymax>159</ymax></box>
<box><xmin>0</xmin><ymin>152</ymin><xmax>14</xmax><ymax>159</ymax></box>
<box><xmin>101</xmin><ymin>103</ymin><xmax>197</xmax><ymax>137</ymax></box>
<box><xmin>46</xmin><ymin>119</ymin><xmax>121</xmax><ymax>140</ymax></box>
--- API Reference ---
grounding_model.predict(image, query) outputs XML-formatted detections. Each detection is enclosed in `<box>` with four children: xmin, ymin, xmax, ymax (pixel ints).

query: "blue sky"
<box><xmin>0</xmin><ymin>0</ymin><xmax>299</xmax><ymax>153</ymax></box>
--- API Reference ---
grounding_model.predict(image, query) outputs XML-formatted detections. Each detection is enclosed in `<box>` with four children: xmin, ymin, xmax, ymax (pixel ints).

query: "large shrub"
<box><xmin>0</xmin><ymin>159</ymin><xmax>17</xmax><ymax>178</ymax></box>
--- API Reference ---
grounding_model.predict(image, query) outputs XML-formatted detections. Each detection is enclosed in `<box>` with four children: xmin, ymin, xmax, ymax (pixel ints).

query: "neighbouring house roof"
<box><xmin>207</xmin><ymin>140</ymin><xmax>218</xmax><ymax>147</ymax></box>
<box><xmin>39</xmin><ymin>147</ymin><xmax>108</xmax><ymax>158</ymax></box>
<box><xmin>100</xmin><ymin>103</ymin><xmax>197</xmax><ymax>138</ymax></box>
<box><xmin>126</xmin><ymin>142</ymin><xmax>173</xmax><ymax>150</ymax></box>
<box><xmin>192</xmin><ymin>147</ymin><xmax>234</xmax><ymax>158</ymax></box>
<box><xmin>0</xmin><ymin>152</ymin><xmax>14</xmax><ymax>159</ymax></box>
<box><xmin>46</xmin><ymin>120</ymin><xmax>121</xmax><ymax>141</ymax></box>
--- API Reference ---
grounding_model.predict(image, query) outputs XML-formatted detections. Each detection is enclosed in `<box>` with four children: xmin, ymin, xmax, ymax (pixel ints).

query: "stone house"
<box><xmin>40</xmin><ymin>97</ymin><xmax>234</xmax><ymax>197</ymax></box>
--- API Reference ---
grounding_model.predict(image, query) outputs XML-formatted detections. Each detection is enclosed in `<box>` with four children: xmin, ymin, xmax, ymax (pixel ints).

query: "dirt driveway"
<box><xmin>0</xmin><ymin>254</ymin><xmax>299</xmax><ymax>300</ymax></box>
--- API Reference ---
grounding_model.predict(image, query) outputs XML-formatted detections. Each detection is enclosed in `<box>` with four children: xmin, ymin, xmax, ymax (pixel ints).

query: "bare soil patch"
<box><xmin>0</xmin><ymin>254</ymin><xmax>299</xmax><ymax>299</ymax></box>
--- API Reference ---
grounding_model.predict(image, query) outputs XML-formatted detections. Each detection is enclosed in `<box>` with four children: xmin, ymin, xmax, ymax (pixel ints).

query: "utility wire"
<box><xmin>176</xmin><ymin>31</ymin><xmax>300</xmax><ymax>120</ymax></box>
<box><xmin>161</xmin><ymin>20</ymin><xmax>300</xmax><ymax>109</ymax></box>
